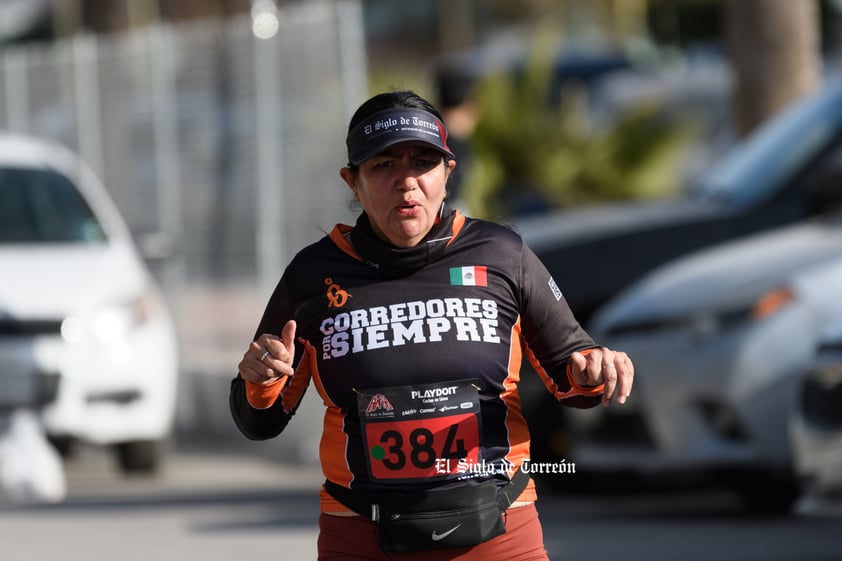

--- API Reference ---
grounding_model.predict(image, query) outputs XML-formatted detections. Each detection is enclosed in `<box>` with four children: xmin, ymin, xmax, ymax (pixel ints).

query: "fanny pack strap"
<box><xmin>324</xmin><ymin>467</ymin><xmax>530</xmax><ymax>521</ymax></box>
<box><xmin>495</xmin><ymin>466</ymin><xmax>529</xmax><ymax>510</ymax></box>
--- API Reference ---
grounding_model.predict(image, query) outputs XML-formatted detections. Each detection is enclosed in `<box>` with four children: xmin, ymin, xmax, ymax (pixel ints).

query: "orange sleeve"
<box><xmin>245</xmin><ymin>376</ymin><xmax>290</xmax><ymax>409</ymax></box>
<box><xmin>565</xmin><ymin>348</ymin><xmax>605</xmax><ymax>397</ymax></box>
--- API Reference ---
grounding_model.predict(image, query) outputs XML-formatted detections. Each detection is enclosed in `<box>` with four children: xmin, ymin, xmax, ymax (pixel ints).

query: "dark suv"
<box><xmin>516</xmin><ymin>78</ymin><xmax>842</xmax><ymax>326</ymax></box>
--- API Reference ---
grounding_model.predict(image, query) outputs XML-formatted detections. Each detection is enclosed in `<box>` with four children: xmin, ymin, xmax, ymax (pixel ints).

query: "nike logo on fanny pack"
<box><xmin>431</xmin><ymin>523</ymin><xmax>462</xmax><ymax>541</ymax></box>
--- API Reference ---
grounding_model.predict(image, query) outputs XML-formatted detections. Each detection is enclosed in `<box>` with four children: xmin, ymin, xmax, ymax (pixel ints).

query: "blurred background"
<box><xmin>2</xmin><ymin>0</ymin><xmax>842</xmax><ymax>558</ymax></box>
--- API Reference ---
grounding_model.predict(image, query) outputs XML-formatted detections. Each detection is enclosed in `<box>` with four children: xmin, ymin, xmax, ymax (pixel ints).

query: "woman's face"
<box><xmin>341</xmin><ymin>143</ymin><xmax>455</xmax><ymax>248</ymax></box>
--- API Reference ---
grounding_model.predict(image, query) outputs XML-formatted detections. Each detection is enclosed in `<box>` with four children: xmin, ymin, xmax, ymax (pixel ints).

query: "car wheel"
<box><xmin>114</xmin><ymin>440</ymin><xmax>163</xmax><ymax>475</ymax></box>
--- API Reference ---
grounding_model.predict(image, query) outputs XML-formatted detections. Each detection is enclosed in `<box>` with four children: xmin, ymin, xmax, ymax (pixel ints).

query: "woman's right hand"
<box><xmin>238</xmin><ymin>320</ymin><xmax>297</xmax><ymax>385</ymax></box>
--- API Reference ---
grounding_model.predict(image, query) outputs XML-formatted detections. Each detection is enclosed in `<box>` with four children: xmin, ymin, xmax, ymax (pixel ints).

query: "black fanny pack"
<box><xmin>324</xmin><ymin>468</ymin><xmax>530</xmax><ymax>552</ymax></box>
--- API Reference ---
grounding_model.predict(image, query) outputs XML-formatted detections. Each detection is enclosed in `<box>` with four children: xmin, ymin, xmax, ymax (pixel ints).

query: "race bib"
<box><xmin>357</xmin><ymin>380</ymin><xmax>482</xmax><ymax>483</ymax></box>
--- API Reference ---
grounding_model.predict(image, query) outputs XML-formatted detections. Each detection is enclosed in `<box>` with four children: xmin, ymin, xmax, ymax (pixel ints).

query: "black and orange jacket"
<box><xmin>229</xmin><ymin>205</ymin><xmax>603</xmax><ymax>511</ymax></box>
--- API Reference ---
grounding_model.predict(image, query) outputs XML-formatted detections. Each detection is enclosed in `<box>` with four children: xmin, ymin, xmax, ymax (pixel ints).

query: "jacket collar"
<box><xmin>349</xmin><ymin>202</ymin><xmax>459</xmax><ymax>278</ymax></box>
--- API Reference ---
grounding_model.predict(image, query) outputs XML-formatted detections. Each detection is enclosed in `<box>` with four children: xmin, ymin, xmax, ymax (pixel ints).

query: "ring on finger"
<box><xmin>602</xmin><ymin>363</ymin><xmax>615</xmax><ymax>369</ymax></box>
<box><xmin>260</xmin><ymin>350</ymin><xmax>270</xmax><ymax>363</ymax></box>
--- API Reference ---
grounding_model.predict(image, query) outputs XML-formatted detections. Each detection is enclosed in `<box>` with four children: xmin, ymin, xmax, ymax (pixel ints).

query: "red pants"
<box><xmin>317</xmin><ymin>503</ymin><xmax>549</xmax><ymax>561</ymax></box>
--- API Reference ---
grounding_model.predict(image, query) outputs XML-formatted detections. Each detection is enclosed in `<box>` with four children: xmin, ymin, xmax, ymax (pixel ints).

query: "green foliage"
<box><xmin>462</xmin><ymin>45</ymin><xmax>693</xmax><ymax>218</ymax></box>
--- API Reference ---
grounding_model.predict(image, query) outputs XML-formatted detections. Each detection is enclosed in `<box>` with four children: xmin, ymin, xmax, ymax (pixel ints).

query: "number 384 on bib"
<box><xmin>365</xmin><ymin>413</ymin><xmax>480</xmax><ymax>481</ymax></box>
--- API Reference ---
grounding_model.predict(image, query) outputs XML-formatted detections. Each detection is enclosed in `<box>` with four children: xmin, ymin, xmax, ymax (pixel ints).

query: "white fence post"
<box><xmin>336</xmin><ymin>0</ymin><xmax>369</xmax><ymax>125</ymax></box>
<box><xmin>148</xmin><ymin>23</ymin><xmax>183</xmax><ymax>270</ymax></box>
<box><xmin>254</xmin><ymin>21</ymin><xmax>285</xmax><ymax>298</ymax></box>
<box><xmin>3</xmin><ymin>48</ymin><xmax>31</xmax><ymax>133</ymax></box>
<box><xmin>73</xmin><ymin>33</ymin><xmax>104</xmax><ymax>181</ymax></box>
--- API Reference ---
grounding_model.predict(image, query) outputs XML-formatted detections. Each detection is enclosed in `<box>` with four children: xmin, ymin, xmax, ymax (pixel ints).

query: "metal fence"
<box><xmin>0</xmin><ymin>0</ymin><xmax>367</xmax><ymax>450</ymax></box>
<box><xmin>3</xmin><ymin>0</ymin><xmax>365</xmax><ymax>288</ymax></box>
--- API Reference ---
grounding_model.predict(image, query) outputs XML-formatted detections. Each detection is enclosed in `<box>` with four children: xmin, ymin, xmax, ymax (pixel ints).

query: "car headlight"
<box><xmin>690</xmin><ymin>286</ymin><xmax>796</xmax><ymax>337</ymax></box>
<box><xmin>61</xmin><ymin>288</ymin><xmax>153</xmax><ymax>344</ymax></box>
<box><xmin>750</xmin><ymin>287</ymin><xmax>795</xmax><ymax>322</ymax></box>
<box><xmin>602</xmin><ymin>287</ymin><xmax>796</xmax><ymax>339</ymax></box>
<box><xmin>686</xmin><ymin>287</ymin><xmax>795</xmax><ymax>340</ymax></box>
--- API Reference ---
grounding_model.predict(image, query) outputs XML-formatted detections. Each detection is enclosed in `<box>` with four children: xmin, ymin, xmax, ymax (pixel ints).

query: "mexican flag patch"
<box><xmin>449</xmin><ymin>266</ymin><xmax>487</xmax><ymax>287</ymax></box>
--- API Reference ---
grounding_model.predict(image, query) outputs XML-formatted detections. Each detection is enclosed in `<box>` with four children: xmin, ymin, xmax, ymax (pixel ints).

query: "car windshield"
<box><xmin>0</xmin><ymin>167</ymin><xmax>107</xmax><ymax>243</ymax></box>
<box><xmin>693</xmin><ymin>84</ymin><xmax>842</xmax><ymax>206</ymax></box>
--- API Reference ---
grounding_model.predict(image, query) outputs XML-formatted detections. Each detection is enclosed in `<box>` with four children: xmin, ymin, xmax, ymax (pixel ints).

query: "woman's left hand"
<box><xmin>569</xmin><ymin>347</ymin><xmax>634</xmax><ymax>407</ymax></box>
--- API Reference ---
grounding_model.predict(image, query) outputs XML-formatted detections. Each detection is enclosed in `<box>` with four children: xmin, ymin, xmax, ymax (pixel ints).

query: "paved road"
<box><xmin>0</xmin><ymin>439</ymin><xmax>323</xmax><ymax>561</ymax></box>
<box><xmin>1</xmin><ymin>441</ymin><xmax>841</xmax><ymax>561</ymax></box>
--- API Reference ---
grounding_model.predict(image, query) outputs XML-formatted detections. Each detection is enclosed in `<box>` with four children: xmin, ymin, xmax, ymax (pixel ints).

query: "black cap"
<box><xmin>346</xmin><ymin>108</ymin><xmax>455</xmax><ymax>166</ymax></box>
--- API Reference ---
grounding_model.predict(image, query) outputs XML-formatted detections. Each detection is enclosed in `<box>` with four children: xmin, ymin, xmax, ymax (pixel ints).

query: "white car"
<box><xmin>0</xmin><ymin>133</ymin><xmax>178</xmax><ymax>473</ymax></box>
<box><xmin>578</xmin><ymin>213</ymin><xmax>842</xmax><ymax>513</ymax></box>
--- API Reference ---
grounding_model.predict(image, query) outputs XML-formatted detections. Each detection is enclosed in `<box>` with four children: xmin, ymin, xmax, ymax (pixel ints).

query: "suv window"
<box><xmin>0</xmin><ymin>167</ymin><xmax>107</xmax><ymax>243</ymax></box>
<box><xmin>696</xmin><ymin>85</ymin><xmax>842</xmax><ymax>207</ymax></box>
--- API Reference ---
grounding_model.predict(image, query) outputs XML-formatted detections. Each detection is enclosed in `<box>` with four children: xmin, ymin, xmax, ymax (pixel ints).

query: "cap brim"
<box><xmin>350</xmin><ymin>138</ymin><xmax>455</xmax><ymax>166</ymax></box>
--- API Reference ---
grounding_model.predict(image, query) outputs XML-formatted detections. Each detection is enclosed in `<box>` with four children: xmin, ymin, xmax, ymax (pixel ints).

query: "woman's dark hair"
<box><xmin>346</xmin><ymin>90</ymin><xmax>449</xmax><ymax>170</ymax></box>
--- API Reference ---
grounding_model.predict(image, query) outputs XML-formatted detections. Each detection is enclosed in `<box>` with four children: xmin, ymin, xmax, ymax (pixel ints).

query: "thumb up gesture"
<box><xmin>238</xmin><ymin>320</ymin><xmax>297</xmax><ymax>385</ymax></box>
